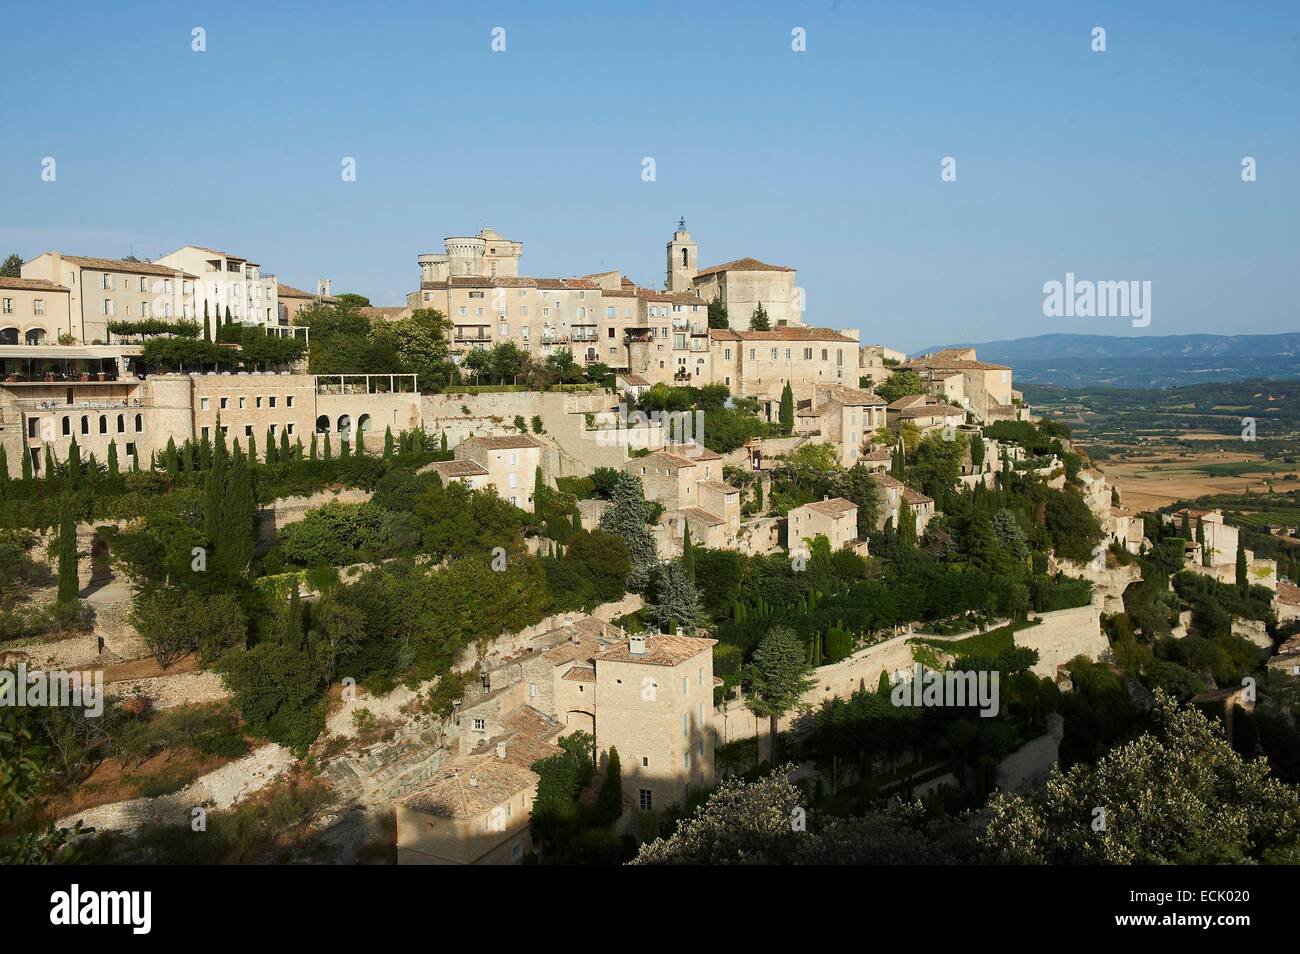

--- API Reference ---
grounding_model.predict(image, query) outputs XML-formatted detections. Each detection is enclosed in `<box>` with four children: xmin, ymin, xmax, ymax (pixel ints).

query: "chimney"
<box><xmin>467</xmin><ymin>773</ymin><xmax>478</xmax><ymax>788</ymax></box>
<box><xmin>629</xmin><ymin>634</ymin><xmax>647</xmax><ymax>656</ymax></box>
<box><xmin>495</xmin><ymin>742</ymin><xmax>507</xmax><ymax>760</ymax></box>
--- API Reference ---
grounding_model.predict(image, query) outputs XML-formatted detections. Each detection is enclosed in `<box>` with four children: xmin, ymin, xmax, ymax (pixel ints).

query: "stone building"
<box><xmin>0</xmin><ymin>276</ymin><xmax>72</xmax><ymax>346</ymax></box>
<box><xmin>875</xmin><ymin>473</ymin><xmax>935</xmax><ymax>536</ymax></box>
<box><xmin>395</xmin><ymin>706</ymin><xmax>565</xmax><ymax>865</ymax></box>
<box><xmin>901</xmin><ymin>348</ymin><xmax>1015</xmax><ymax>423</ymax></box>
<box><xmin>709</xmin><ymin>327</ymin><xmax>861</xmax><ymax>405</ymax></box>
<box><xmin>794</xmin><ymin>383</ymin><xmax>888</xmax><ymax>466</ymax></box>
<box><xmin>22</xmin><ymin>253</ymin><xmax>199</xmax><ymax>345</ymax></box>
<box><xmin>592</xmin><ymin>632</ymin><xmax>717</xmax><ymax>814</ymax></box>
<box><xmin>153</xmin><ymin>246</ymin><xmax>281</xmax><ymax>332</ymax></box>
<box><xmin>0</xmin><ymin>371</ymin><xmax>422</xmax><ymax>477</ymax></box>
<box><xmin>455</xmin><ymin>434</ymin><xmax>544</xmax><ymax>508</ymax></box>
<box><xmin>788</xmin><ymin>497</ymin><xmax>861</xmax><ymax>556</ymax></box>
<box><xmin>625</xmin><ymin>448</ymin><xmax>738</xmax><ymax>548</ymax></box>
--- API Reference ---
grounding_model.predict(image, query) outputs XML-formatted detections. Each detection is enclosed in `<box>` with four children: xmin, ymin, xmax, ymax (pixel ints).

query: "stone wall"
<box><xmin>995</xmin><ymin>713</ymin><xmax>1064</xmax><ymax>794</ymax></box>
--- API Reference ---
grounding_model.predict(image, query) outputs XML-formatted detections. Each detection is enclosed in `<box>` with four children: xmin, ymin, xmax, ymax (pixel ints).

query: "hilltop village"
<box><xmin>2</xmin><ymin>223</ymin><xmax>1297</xmax><ymax>866</ymax></box>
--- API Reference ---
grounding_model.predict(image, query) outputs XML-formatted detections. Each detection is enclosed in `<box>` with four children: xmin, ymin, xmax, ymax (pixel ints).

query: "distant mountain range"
<box><xmin>915</xmin><ymin>333</ymin><xmax>1300</xmax><ymax>388</ymax></box>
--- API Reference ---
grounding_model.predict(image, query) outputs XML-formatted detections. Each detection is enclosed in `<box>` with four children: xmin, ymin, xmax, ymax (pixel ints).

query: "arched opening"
<box><xmin>135</xmin><ymin>413</ymin><xmax>143</xmax><ymax>432</ymax></box>
<box><xmin>25</xmin><ymin>328</ymin><xmax>46</xmax><ymax>345</ymax></box>
<box><xmin>681</xmin><ymin>247</ymin><xmax>688</xmax><ymax>267</ymax></box>
<box><xmin>117</xmin><ymin>414</ymin><xmax>125</xmax><ymax>433</ymax></box>
<box><xmin>62</xmin><ymin>417</ymin><xmax>70</xmax><ymax>436</ymax></box>
<box><xmin>0</xmin><ymin>327</ymin><xmax>18</xmax><ymax>344</ymax></box>
<box><xmin>315</xmin><ymin>415</ymin><xmax>330</xmax><ymax>434</ymax></box>
<box><xmin>98</xmin><ymin>415</ymin><xmax>107</xmax><ymax>434</ymax></box>
<box><xmin>564</xmin><ymin>710</ymin><xmax>595</xmax><ymax>736</ymax></box>
<box><xmin>357</xmin><ymin>413</ymin><xmax>371</xmax><ymax>433</ymax></box>
<box><xmin>80</xmin><ymin>415</ymin><xmax>89</xmax><ymax>435</ymax></box>
<box><xmin>336</xmin><ymin>414</ymin><xmax>352</xmax><ymax>435</ymax></box>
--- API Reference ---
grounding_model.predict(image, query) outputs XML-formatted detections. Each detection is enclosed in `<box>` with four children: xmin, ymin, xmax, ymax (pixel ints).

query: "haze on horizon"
<box><xmin>1</xmin><ymin>0</ymin><xmax>1296</xmax><ymax>353</ymax></box>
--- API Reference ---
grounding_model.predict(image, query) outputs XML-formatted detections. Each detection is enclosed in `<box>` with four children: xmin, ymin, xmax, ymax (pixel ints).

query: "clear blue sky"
<box><xmin>1</xmin><ymin>0</ymin><xmax>1296</xmax><ymax>352</ymax></box>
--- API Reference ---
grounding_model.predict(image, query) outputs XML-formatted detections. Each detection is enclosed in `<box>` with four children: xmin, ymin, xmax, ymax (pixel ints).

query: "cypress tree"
<box><xmin>107</xmin><ymin>440</ymin><xmax>119</xmax><ymax>478</ymax></box>
<box><xmin>248</xmin><ymin>429</ymin><xmax>257</xmax><ymax>464</ymax></box>
<box><xmin>572</xmin><ymin>507</ymin><xmax>582</xmax><ymax>532</ymax></box>
<box><xmin>294</xmin><ymin>437</ymin><xmax>304</xmax><ymax>461</ymax></box>
<box><xmin>131</xmin><ymin>445</ymin><xmax>140</xmax><ymax>472</ymax></box>
<box><xmin>204</xmin><ymin>425</ymin><xmax>229</xmax><ymax>555</ymax></box>
<box><xmin>44</xmin><ymin>445</ymin><xmax>55</xmax><ymax>480</ymax></box>
<box><xmin>594</xmin><ymin>747</ymin><xmax>623</xmax><ymax>825</ymax></box>
<box><xmin>279</xmin><ymin>428</ymin><xmax>290</xmax><ymax>461</ymax></box>
<box><xmin>534</xmin><ymin>466</ymin><xmax>544</xmax><ymax>515</ymax></box>
<box><xmin>310</xmin><ymin>432</ymin><xmax>318</xmax><ymax>460</ymax></box>
<box><xmin>1236</xmin><ymin>538</ymin><xmax>1248</xmax><ymax>592</ymax></box>
<box><xmin>222</xmin><ymin>441</ymin><xmax>255</xmax><ymax>575</ymax></box>
<box><xmin>1180</xmin><ymin>510</ymin><xmax>1191</xmax><ymax>539</ymax></box>
<box><xmin>21</xmin><ymin>447</ymin><xmax>33</xmax><ymax>481</ymax></box>
<box><xmin>754</xmin><ymin>475</ymin><xmax>763</xmax><ymax>512</ymax></box>
<box><xmin>203</xmin><ymin>300</ymin><xmax>211</xmax><ymax>340</ymax></box>
<box><xmin>682</xmin><ymin>519</ymin><xmax>696</xmax><ymax>583</ymax></box>
<box><xmin>779</xmin><ymin>381</ymin><xmax>794</xmax><ymax>432</ymax></box>
<box><xmin>199</xmin><ymin>432</ymin><xmax>212</xmax><ymax>471</ymax></box>
<box><xmin>264</xmin><ymin>428</ymin><xmax>277</xmax><ymax>465</ymax></box>
<box><xmin>440</xmin><ymin>431</ymin><xmax>448</xmax><ymax>453</ymax></box>
<box><xmin>0</xmin><ymin>445</ymin><xmax>8</xmax><ymax>487</ymax></box>
<box><xmin>324</xmin><ymin>433</ymin><xmax>332</xmax><ymax>461</ymax></box>
<box><xmin>164</xmin><ymin>436</ymin><xmax>178</xmax><ymax>475</ymax></box>
<box><xmin>340</xmin><ymin>437</ymin><xmax>350</xmax><ymax>459</ymax></box>
<box><xmin>67</xmin><ymin>435</ymin><xmax>82</xmax><ymax>484</ymax></box>
<box><xmin>56</xmin><ymin>496</ymin><xmax>79</xmax><ymax>604</ymax></box>
<box><xmin>897</xmin><ymin>500</ymin><xmax>917</xmax><ymax>546</ymax></box>
<box><xmin>384</xmin><ymin>426</ymin><xmax>394</xmax><ymax>459</ymax></box>
<box><xmin>355</xmin><ymin>429</ymin><xmax>365</xmax><ymax>456</ymax></box>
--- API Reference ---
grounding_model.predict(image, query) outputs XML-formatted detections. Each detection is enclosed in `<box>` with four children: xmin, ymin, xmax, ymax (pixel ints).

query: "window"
<box><xmin>256</xmin><ymin>397</ymin><xmax>263</xmax><ymax>409</ymax></box>
<box><xmin>684</xmin><ymin>752</ymin><xmax>689</xmax><ymax>770</ymax></box>
<box><xmin>682</xmin><ymin>713</ymin><xmax>689</xmax><ymax>736</ymax></box>
<box><xmin>117</xmin><ymin>414</ymin><xmax>125</xmax><ymax>433</ymax></box>
<box><xmin>239</xmin><ymin>397</ymin><xmax>246</xmax><ymax>409</ymax></box>
<box><xmin>80</xmin><ymin>415</ymin><xmax>89</xmax><ymax>435</ymax></box>
<box><xmin>804</xmin><ymin>348</ymin><xmax>813</xmax><ymax>360</ymax></box>
<box><xmin>286</xmin><ymin>396</ymin><xmax>294</xmax><ymax>408</ymax></box>
<box><xmin>102</xmin><ymin>299</ymin><xmax>113</xmax><ymax>316</ymax></box>
<box><xmin>33</xmin><ymin>299</ymin><xmax>44</xmax><ymax>316</ymax></box>
<box><xmin>200</xmin><ymin>397</ymin><xmax>210</xmax><ymax>411</ymax></box>
<box><xmin>1</xmin><ymin>299</ymin><xmax>10</xmax><ymax>314</ymax></box>
<box><xmin>135</xmin><ymin>414</ymin><xmax>143</xmax><ymax>432</ymax></box>
<box><xmin>639</xmin><ymin>789</ymin><xmax>653</xmax><ymax>811</ymax></box>
<box><xmin>269</xmin><ymin>396</ymin><xmax>277</xmax><ymax>408</ymax></box>
<box><xmin>472</xmin><ymin>718</ymin><xmax>486</xmax><ymax>731</ymax></box>
<box><xmin>642</xmin><ymin>756</ymin><xmax>649</xmax><ymax>767</ymax></box>
<box><xmin>101</xmin><ymin>273</ymin><xmax>112</xmax><ymax>290</ymax></box>
<box><xmin>528</xmin><ymin>683</ymin><xmax>536</xmax><ymax>698</ymax></box>
<box><xmin>681</xmin><ymin>677</ymin><xmax>688</xmax><ymax>694</ymax></box>
<box><xmin>98</xmin><ymin>416</ymin><xmax>107</xmax><ymax>434</ymax></box>
<box><xmin>244</xmin><ymin>425</ymin><xmax>253</xmax><ymax>437</ymax></box>
<box><xmin>286</xmin><ymin>423</ymin><xmax>295</xmax><ymax>435</ymax></box>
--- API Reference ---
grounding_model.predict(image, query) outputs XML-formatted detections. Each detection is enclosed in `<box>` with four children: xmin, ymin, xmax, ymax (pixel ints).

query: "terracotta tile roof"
<box><xmin>56</xmin><ymin>255</ymin><xmax>197</xmax><ymax>278</ymax></box>
<box><xmin>0</xmin><ymin>277</ymin><xmax>67</xmax><ymax>292</ymax></box>
<box><xmin>561</xmin><ymin>667</ymin><xmax>596</xmax><ymax>682</ymax></box>
<box><xmin>860</xmin><ymin>446</ymin><xmax>891</xmax><ymax>461</ymax></box>
<box><xmin>535</xmin><ymin>277</ymin><xmax>601</xmax><ymax>290</ymax></box>
<box><xmin>419</xmin><ymin>459</ymin><xmax>489</xmax><ymax>479</ymax></box>
<box><xmin>805</xmin><ymin>497</ymin><xmax>857</xmax><ymax>517</ymax></box>
<box><xmin>906</xmin><ymin>351</ymin><xmax>1010</xmax><ymax>372</ymax></box>
<box><xmin>596</xmin><ymin>633</ymin><xmax>717</xmax><ymax>667</ymax></box>
<box><xmin>617</xmin><ymin>373</ymin><xmax>651</xmax><ymax>387</ymax></box>
<box><xmin>636</xmin><ymin>289</ymin><xmax>706</xmax><ymax>305</ymax></box>
<box><xmin>276</xmin><ymin>282</ymin><xmax>338</xmax><ymax>303</ymax></box>
<box><xmin>680</xmin><ymin>506</ymin><xmax>724</xmax><ymax>527</ymax></box>
<box><xmin>1278</xmin><ymin>581</ymin><xmax>1300</xmax><ymax>606</ymax></box>
<box><xmin>537</xmin><ymin>617</ymin><xmax>615</xmax><ymax>666</ymax></box>
<box><xmin>816</xmin><ymin>384</ymin><xmax>886</xmax><ymax>406</ymax></box>
<box><xmin>460</xmin><ymin>434</ymin><xmax>544</xmax><ymax>451</ymax></box>
<box><xmin>899</xmin><ymin>403</ymin><xmax>961</xmax><ymax>420</ymax></box>
<box><xmin>399</xmin><ymin>706</ymin><xmax>564</xmax><ymax>819</ymax></box>
<box><xmin>649</xmin><ymin>450</ymin><xmax>699</xmax><ymax>469</ymax></box>
<box><xmin>887</xmin><ymin>394</ymin><xmax>929</xmax><ymax>410</ymax></box>
<box><xmin>696</xmin><ymin>479</ymin><xmax>738</xmax><ymax>495</ymax></box>
<box><xmin>877</xmin><ymin>473</ymin><xmax>934</xmax><ymax>505</ymax></box>
<box><xmin>710</xmin><ymin>327</ymin><xmax>855</xmax><ymax>343</ymax></box>
<box><xmin>694</xmin><ymin>257</ymin><xmax>794</xmax><ymax>277</ymax></box>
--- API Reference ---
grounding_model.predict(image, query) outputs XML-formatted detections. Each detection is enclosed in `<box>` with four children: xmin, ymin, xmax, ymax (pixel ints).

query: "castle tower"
<box><xmin>666</xmin><ymin>218</ymin><xmax>697</xmax><ymax>293</ymax></box>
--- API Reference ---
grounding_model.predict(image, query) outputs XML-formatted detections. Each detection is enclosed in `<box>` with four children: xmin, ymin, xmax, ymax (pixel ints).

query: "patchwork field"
<box><xmin>1103</xmin><ymin>447</ymin><xmax>1300</xmax><ymax>511</ymax></box>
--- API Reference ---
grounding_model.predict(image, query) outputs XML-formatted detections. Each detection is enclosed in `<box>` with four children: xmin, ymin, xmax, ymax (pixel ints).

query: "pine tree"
<box><xmin>597</xmin><ymin>473</ymin><xmax>658</xmax><ymax>591</ymax></box>
<box><xmin>56</xmin><ymin>496</ymin><xmax>79</xmax><ymax>605</ymax></box>
<box><xmin>744</xmin><ymin>626</ymin><xmax>815</xmax><ymax>764</ymax></box>
<box><xmin>779</xmin><ymin>381</ymin><xmax>794</xmax><ymax>432</ymax></box>
<box><xmin>383</xmin><ymin>425</ymin><xmax>394</xmax><ymax>459</ymax></box>
<box><xmin>594</xmin><ymin>747</ymin><xmax>623</xmax><ymax>825</ymax></box>
<box><xmin>645</xmin><ymin>561</ymin><xmax>704</xmax><ymax>633</ymax></box>
<box><xmin>750</xmin><ymin>302</ymin><xmax>770</xmax><ymax>331</ymax></box>
<box><xmin>107</xmin><ymin>440</ymin><xmax>119</xmax><ymax>478</ymax></box>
